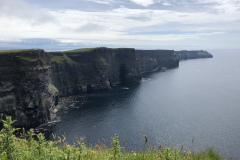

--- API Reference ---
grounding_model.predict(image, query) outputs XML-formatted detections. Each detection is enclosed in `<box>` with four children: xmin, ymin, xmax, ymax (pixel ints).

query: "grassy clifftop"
<box><xmin>49</xmin><ymin>48</ymin><xmax>110</xmax><ymax>66</ymax></box>
<box><xmin>63</xmin><ymin>48</ymin><xmax>96</xmax><ymax>53</ymax></box>
<box><xmin>0</xmin><ymin>49</ymin><xmax>38</xmax><ymax>54</ymax></box>
<box><xmin>50</xmin><ymin>52</ymin><xmax>76</xmax><ymax>65</ymax></box>
<box><xmin>0</xmin><ymin>49</ymin><xmax>46</xmax><ymax>66</ymax></box>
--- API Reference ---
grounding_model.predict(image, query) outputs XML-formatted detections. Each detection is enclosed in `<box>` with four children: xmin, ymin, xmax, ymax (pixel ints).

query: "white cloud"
<box><xmin>74</xmin><ymin>22</ymin><xmax>106</xmax><ymax>33</ymax></box>
<box><xmin>0</xmin><ymin>38</ymin><xmax>22</xmax><ymax>42</ymax></box>
<box><xmin>162</xmin><ymin>2</ymin><xmax>172</xmax><ymax>6</ymax></box>
<box><xmin>195</xmin><ymin>0</ymin><xmax>240</xmax><ymax>12</ymax></box>
<box><xmin>1</xmin><ymin>6</ymin><xmax>240</xmax><ymax>41</ymax></box>
<box><xmin>86</xmin><ymin>0</ymin><xmax>115</xmax><ymax>5</ymax></box>
<box><xmin>0</xmin><ymin>0</ymin><xmax>240</xmax><ymax>49</ymax></box>
<box><xmin>0</xmin><ymin>0</ymin><xmax>56</xmax><ymax>25</ymax></box>
<box><xmin>130</xmin><ymin>0</ymin><xmax>154</xmax><ymax>7</ymax></box>
<box><xmin>213</xmin><ymin>0</ymin><xmax>240</xmax><ymax>12</ymax></box>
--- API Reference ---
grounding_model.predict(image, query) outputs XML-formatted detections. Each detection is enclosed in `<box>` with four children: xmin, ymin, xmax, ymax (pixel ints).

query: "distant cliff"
<box><xmin>136</xmin><ymin>50</ymin><xmax>179</xmax><ymax>72</ymax></box>
<box><xmin>175</xmin><ymin>50</ymin><xmax>213</xmax><ymax>60</ymax></box>
<box><xmin>0</xmin><ymin>48</ymin><xmax>179</xmax><ymax>128</ymax></box>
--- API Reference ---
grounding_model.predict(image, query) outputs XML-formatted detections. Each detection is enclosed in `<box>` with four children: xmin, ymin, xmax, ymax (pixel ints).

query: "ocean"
<box><xmin>44</xmin><ymin>49</ymin><xmax>240</xmax><ymax>159</ymax></box>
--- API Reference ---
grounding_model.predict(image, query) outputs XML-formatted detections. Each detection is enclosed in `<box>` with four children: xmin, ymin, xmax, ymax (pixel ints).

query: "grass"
<box><xmin>0</xmin><ymin>49</ymin><xmax>43</xmax><ymax>63</ymax></box>
<box><xmin>50</xmin><ymin>50</ymin><xmax>109</xmax><ymax>67</ymax></box>
<box><xmin>94</xmin><ymin>56</ymin><xmax>108</xmax><ymax>65</ymax></box>
<box><xmin>15</xmin><ymin>56</ymin><xmax>38</xmax><ymax>62</ymax></box>
<box><xmin>0</xmin><ymin>48</ymin><xmax>95</xmax><ymax>54</ymax></box>
<box><xmin>0</xmin><ymin>49</ymin><xmax>39</xmax><ymax>54</ymax></box>
<box><xmin>63</xmin><ymin>48</ymin><xmax>96</xmax><ymax>53</ymax></box>
<box><xmin>50</xmin><ymin>53</ymin><xmax>76</xmax><ymax>65</ymax></box>
<box><xmin>0</xmin><ymin>116</ymin><xmax>227</xmax><ymax>160</ymax></box>
<box><xmin>48</xmin><ymin>84</ymin><xmax>59</xmax><ymax>95</ymax></box>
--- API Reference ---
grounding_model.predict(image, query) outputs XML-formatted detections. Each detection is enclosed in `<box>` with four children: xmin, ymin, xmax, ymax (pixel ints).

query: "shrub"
<box><xmin>0</xmin><ymin>116</ymin><xmax>19</xmax><ymax>159</ymax></box>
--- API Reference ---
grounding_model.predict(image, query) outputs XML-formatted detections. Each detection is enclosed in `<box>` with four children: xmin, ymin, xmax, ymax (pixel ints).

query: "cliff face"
<box><xmin>136</xmin><ymin>50</ymin><xmax>179</xmax><ymax>73</ymax></box>
<box><xmin>0</xmin><ymin>49</ymin><xmax>58</xmax><ymax>128</ymax></box>
<box><xmin>0</xmin><ymin>48</ymin><xmax>179</xmax><ymax>127</ymax></box>
<box><xmin>49</xmin><ymin>48</ymin><xmax>141</xmax><ymax>96</ymax></box>
<box><xmin>175</xmin><ymin>50</ymin><xmax>213</xmax><ymax>60</ymax></box>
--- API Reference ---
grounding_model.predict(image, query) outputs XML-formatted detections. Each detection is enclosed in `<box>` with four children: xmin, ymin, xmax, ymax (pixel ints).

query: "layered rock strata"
<box><xmin>0</xmin><ymin>49</ymin><xmax>58</xmax><ymax>128</ymax></box>
<box><xmin>0</xmin><ymin>48</ymin><xmax>179</xmax><ymax>127</ymax></box>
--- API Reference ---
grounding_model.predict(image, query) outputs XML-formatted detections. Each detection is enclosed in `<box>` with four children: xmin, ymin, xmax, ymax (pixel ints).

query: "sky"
<box><xmin>0</xmin><ymin>0</ymin><xmax>240</xmax><ymax>50</ymax></box>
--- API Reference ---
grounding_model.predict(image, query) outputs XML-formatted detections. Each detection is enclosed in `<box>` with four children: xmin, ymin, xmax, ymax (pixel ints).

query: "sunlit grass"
<box><xmin>63</xmin><ymin>48</ymin><xmax>96</xmax><ymax>53</ymax></box>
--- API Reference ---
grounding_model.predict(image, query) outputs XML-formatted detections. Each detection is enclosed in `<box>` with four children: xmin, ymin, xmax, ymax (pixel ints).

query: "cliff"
<box><xmin>0</xmin><ymin>48</ymin><xmax>179</xmax><ymax>128</ymax></box>
<box><xmin>0</xmin><ymin>49</ymin><xmax>58</xmax><ymax>128</ymax></box>
<box><xmin>49</xmin><ymin>48</ymin><xmax>141</xmax><ymax>96</ymax></box>
<box><xmin>136</xmin><ymin>50</ymin><xmax>179</xmax><ymax>72</ymax></box>
<box><xmin>175</xmin><ymin>50</ymin><xmax>213</xmax><ymax>60</ymax></box>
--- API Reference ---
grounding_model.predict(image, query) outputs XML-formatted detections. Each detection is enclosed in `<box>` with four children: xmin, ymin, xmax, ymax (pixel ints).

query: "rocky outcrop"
<box><xmin>0</xmin><ymin>49</ymin><xmax>58</xmax><ymax>128</ymax></box>
<box><xmin>136</xmin><ymin>50</ymin><xmax>179</xmax><ymax>73</ymax></box>
<box><xmin>175</xmin><ymin>50</ymin><xmax>213</xmax><ymax>60</ymax></box>
<box><xmin>0</xmin><ymin>47</ymin><xmax>179</xmax><ymax>128</ymax></box>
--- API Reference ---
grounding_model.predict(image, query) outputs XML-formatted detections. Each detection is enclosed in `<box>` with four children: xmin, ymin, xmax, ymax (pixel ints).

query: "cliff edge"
<box><xmin>175</xmin><ymin>50</ymin><xmax>213</xmax><ymax>60</ymax></box>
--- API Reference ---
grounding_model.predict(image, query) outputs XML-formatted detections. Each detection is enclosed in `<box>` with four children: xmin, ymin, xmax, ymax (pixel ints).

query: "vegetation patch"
<box><xmin>63</xmin><ymin>48</ymin><xmax>96</xmax><ymax>53</ymax></box>
<box><xmin>50</xmin><ymin>53</ymin><xmax>76</xmax><ymax>65</ymax></box>
<box><xmin>0</xmin><ymin>116</ymin><xmax>226</xmax><ymax>160</ymax></box>
<box><xmin>15</xmin><ymin>56</ymin><xmax>38</xmax><ymax>62</ymax></box>
<box><xmin>0</xmin><ymin>49</ymin><xmax>38</xmax><ymax>54</ymax></box>
<box><xmin>48</xmin><ymin>84</ymin><xmax>59</xmax><ymax>95</ymax></box>
<box><xmin>94</xmin><ymin>56</ymin><xmax>108</xmax><ymax>65</ymax></box>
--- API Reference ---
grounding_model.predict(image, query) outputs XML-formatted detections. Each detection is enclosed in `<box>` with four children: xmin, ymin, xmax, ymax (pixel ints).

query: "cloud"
<box><xmin>212</xmin><ymin>0</ymin><xmax>240</xmax><ymax>12</ymax></box>
<box><xmin>0</xmin><ymin>0</ymin><xmax>56</xmax><ymax>25</ymax></box>
<box><xmin>126</xmin><ymin>14</ymin><xmax>152</xmax><ymax>21</ymax></box>
<box><xmin>0</xmin><ymin>0</ymin><xmax>240</xmax><ymax>49</ymax></box>
<box><xmin>126</xmin><ymin>16</ymin><xmax>151</xmax><ymax>22</ymax></box>
<box><xmin>130</xmin><ymin>0</ymin><xmax>154</xmax><ymax>7</ymax></box>
<box><xmin>162</xmin><ymin>2</ymin><xmax>172</xmax><ymax>6</ymax></box>
<box><xmin>74</xmin><ymin>22</ymin><xmax>106</xmax><ymax>33</ymax></box>
<box><xmin>194</xmin><ymin>0</ymin><xmax>240</xmax><ymax>12</ymax></box>
<box><xmin>86</xmin><ymin>0</ymin><xmax>114</xmax><ymax>5</ymax></box>
<box><xmin>21</xmin><ymin>38</ymin><xmax>60</xmax><ymax>44</ymax></box>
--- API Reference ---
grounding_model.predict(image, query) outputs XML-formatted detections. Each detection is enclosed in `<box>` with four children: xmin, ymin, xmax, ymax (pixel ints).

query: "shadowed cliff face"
<box><xmin>136</xmin><ymin>50</ymin><xmax>179</xmax><ymax>73</ymax></box>
<box><xmin>0</xmin><ymin>48</ymin><xmax>180</xmax><ymax>127</ymax></box>
<box><xmin>49</xmin><ymin>48</ymin><xmax>141</xmax><ymax>96</ymax></box>
<box><xmin>175</xmin><ymin>50</ymin><xmax>213</xmax><ymax>60</ymax></box>
<box><xmin>0</xmin><ymin>49</ymin><xmax>58</xmax><ymax>128</ymax></box>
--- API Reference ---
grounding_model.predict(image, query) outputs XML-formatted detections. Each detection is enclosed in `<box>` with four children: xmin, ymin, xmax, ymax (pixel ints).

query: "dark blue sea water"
<box><xmin>44</xmin><ymin>49</ymin><xmax>240</xmax><ymax>159</ymax></box>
